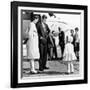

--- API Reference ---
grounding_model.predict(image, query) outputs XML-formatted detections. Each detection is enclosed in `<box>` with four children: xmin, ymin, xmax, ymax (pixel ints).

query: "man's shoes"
<box><xmin>39</xmin><ymin>68</ymin><xmax>44</xmax><ymax>71</ymax></box>
<box><xmin>44</xmin><ymin>67</ymin><xmax>49</xmax><ymax>69</ymax></box>
<box><xmin>39</xmin><ymin>67</ymin><xmax>49</xmax><ymax>71</ymax></box>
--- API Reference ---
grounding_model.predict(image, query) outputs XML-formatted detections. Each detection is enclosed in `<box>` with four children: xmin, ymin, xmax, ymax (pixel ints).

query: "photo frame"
<box><xmin>11</xmin><ymin>1</ymin><xmax>88</xmax><ymax>88</ymax></box>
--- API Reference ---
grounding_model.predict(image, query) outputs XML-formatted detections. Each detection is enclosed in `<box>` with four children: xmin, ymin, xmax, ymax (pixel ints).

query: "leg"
<box><xmin>60</xmin><ymin>45</ymin><xmax>63</xmax><ymax>57</ymax></box>
<box><xmin>48</xmin><ymin>47</ymin><xmax>53</xmax><ymax>60</ymax></box>
<box><xmin>39</xmin><ymin>44</ymin><xmax>44</xmax><ymax>70</ymax></box>
<box><xmin>70</xmin><ymin>62</ymin><xmax>74</xmax><ymax>73</ymax></box>
<box><xmin>47</xmin><ymin>47</ymin><xmax>50</xmax><ymax>60</ymax></box>
<box><xmin>67</xmin><ymin>62</ymin><xmax>71</xmax><ymax>74</ymax></box>
<box><xmin>43</xmin><ymin>45</ymin><xmax>48</xmax><ymax>68</ymax></box>
<box><xmin>53</xmin><ymin>38</ymin><xmax>57</xmax><ymax>59</ymax></box>
<box><xmin>50</xmin><ymin>48</ymin><xmax>53</xmax><ymax>59</ymax></box>
<box><xmin>59</xmin><ymin>44</ymin><xmax>63</xmax><ymax>60</ymax></box>
<box><xmin>53</xmin><ymin>47</ymin><xmax>55</xmax><ymax>58</ymax></box>
<box><xmin>30</xmin><ymin>59</ymin><xmax>37</xmax><ymax>73</ymax></box>
<box><xmin>62</xmin><ymin>45</ymin><xmax>65</xmax><ymax>56</ymax></box>
<box><xmin>53</xmin><ymin>46</ymin><xmax>57</xmax><ymax>59</ymax></box>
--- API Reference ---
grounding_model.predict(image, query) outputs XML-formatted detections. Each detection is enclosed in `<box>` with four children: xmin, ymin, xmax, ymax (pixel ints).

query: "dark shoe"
<box><xmin>65</xmin><ymin>72</ymin><xmax>70</xmax><ymax>75</ymax></box>
<box><xmin>44</xmin><ymin>67</ymin><xmax>49</xmax><ymax>69</ymax></box>
<box><xmin>39</xmin><ymin>68</ymin><xmax>44</xmax><ymax>71</ymax></box>
<box><xmin>71</xmin><ymin>72</ymin><xmax>74</xmax><ymax>74</ymax></box>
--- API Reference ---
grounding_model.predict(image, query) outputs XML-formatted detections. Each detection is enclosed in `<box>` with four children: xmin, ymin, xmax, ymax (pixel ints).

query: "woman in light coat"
<box><xmin>27</xmin><ymin>15</ymin><xmax>40</xmax><ymax>74</ymax></box>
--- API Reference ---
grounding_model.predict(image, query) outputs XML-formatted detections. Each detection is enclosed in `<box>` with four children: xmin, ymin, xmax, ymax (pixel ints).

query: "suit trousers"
<box><xmin>39</xmin><ymin>44</ymin><xmax>47</xmax><ymax>69</ymax></box>
<box><xmin>59</xmin><ymin>44</ymin><xmax>64</xmax><ymax>56</ymax></box>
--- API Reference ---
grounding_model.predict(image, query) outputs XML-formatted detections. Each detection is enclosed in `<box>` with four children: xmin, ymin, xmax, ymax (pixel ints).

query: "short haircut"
<box><xmin>58</xmin><ymin>27</ymin><xmax>61</xmax><ymax>30</ymax></box>
<box><xmin>48</xmin><ymin>12</ymin><xmax>54</xmax><ymax>17</ymax></box>
<box><xmin>75</xmin><ymin>27</ymin><xmax>79</xmax><ymax>31</ymax></box>
<box><xmin>42</xmin><ymin>15</ymin><xmax>47</xmax><ymax>19</ymax></box>
<box><xmin>70</xmin><ymin>29</ymin><xmax>74</xmax><ymax>32</ymax></box>
<box><xmin>52</xmin><ymin>31</ymin><xmax>55</xmax><ymax>34</ymax></box>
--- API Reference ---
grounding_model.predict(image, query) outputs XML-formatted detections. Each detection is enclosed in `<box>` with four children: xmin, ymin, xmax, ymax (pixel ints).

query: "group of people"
<box><xmin>24</xmin><ymin>14</ymin><xmax>80</xmax><ymax>74</ymax></box>
<box><xmin>26</xmin><ymin>14</ymin><xmax>50</xmax><ymax>74</ymax></box>
<box><xmin>70</xmin><ymin>28</ymin><xmax>80</xmax><ymax>59</ymax></box>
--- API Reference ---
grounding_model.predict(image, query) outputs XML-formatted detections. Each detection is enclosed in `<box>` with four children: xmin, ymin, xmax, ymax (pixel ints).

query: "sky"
<box><xmin>34</xmin><ymin>12</ymin><xmax>81</xmax><ymax>37</ymax></box>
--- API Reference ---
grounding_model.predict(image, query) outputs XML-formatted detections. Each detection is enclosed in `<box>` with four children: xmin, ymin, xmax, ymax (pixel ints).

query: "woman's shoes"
<box><xmin>71</xmin><ymin>72</ymin><xmax>74</xmax><ymax>74</ymax></box>
<box><xmin>30</xmin><ymin>70</ymin><xmax>38</xmax><ymax>74</ymax></box>
<box><xmin>65</xmin><ymin>72</ymin><xmax>74</xmax><ymax>75</ymax></box>
<box><xmin>65</xmin><ymin>72</ymin><xmax>70</xmax><ymax>74</ymax></box>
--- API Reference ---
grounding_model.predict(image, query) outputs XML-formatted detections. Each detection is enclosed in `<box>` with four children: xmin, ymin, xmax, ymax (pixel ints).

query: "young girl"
<box><xmin>63</xmin><ymin>36</ymin><xmax>77</xmax><ymax>74</ymax></box>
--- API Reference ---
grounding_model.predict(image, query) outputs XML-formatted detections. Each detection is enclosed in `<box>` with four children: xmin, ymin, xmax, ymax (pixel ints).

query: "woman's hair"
<box><xmin>70</xmin><ymin>29</ymin><xmax>74</xmax><ymax>33</ymax></box>
<box><xmin>31</xmin><ymin>15</ymin><xmax>39</xmax><ymax>21</ymax></box>
<box><xmin>42</xmin><ymin>15</ymin><xmax>47</xmax><ymax>20</ymax></box>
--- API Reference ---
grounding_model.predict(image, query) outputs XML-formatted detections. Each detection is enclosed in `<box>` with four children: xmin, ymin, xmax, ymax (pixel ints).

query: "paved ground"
<box><xmin>22</xmin><ymin>59</ymin><xmax>79</xmax><ymax>77</ymax></box>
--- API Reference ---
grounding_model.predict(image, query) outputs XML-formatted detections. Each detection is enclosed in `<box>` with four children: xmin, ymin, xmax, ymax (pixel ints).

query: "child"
<box><xmin>63</xmin><ymin>36</ymin><xmax>77</xmax><ymax>74</ymax></box>
<box><xmin>74</xmin><ymin>27</ymin><xmax>80</xmax><ymax>59</ymax></box>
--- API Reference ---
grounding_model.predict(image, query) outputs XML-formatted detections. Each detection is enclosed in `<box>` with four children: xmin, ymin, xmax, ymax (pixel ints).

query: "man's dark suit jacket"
<box><xmin>59</xmin><ymin>31</ymin><xmax>65</xmax><ymax>46</ymax></box>
<box><xmin>36</xmin><ymin>22</ymin><xmax>50</xmax><ymax>45</ymax></box>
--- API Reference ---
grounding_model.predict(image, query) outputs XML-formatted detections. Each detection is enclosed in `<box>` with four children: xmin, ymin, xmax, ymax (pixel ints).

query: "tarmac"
<box><xmin>22</xmin><ymin>59</ymin><xmax>79</xmax><ymax>77</ymax></box>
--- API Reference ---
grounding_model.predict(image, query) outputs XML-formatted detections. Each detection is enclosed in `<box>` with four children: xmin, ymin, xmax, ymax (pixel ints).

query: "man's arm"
<box><xmin>36</xmin><ymin>23</ymin><xmax>46</xmax><ymax>40</ymax></box>
<box><xmin>47</xmin><ymin>24</ymin><xmax>50</xmax><ymax>34</ymax></box>
<box><xmin>36</xmin><ymin>23</ymin><xmax>42</xmax><ymax>38</ymax></box>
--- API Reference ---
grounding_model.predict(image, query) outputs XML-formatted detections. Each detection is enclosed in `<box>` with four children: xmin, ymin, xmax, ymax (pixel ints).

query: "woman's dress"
<box><xmin>27</xmin><ymin>22</ymin><xmax>40</xmax><ymax>59</ymax></box>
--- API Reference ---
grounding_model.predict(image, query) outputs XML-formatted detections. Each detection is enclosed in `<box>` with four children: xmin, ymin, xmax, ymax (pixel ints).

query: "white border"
<box><xmin>18</xmin><ymin>6</ymin><xmax>84</xmax><ymax>83</ymax></box>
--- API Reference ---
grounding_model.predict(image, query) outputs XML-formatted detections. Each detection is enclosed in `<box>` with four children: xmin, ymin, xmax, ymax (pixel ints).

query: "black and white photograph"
<box><xmin>11</xmin><ymin>1</ymin><xmax>87</xmax><ymax>88</ymax></box>
<box><xmin>21</xmin><ymin>10</ymin><xmax>80</xmax><ymax>77</ymax></box>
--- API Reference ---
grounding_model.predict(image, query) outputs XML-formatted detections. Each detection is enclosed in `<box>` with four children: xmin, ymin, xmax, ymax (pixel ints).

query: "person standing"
<box><xmin>52</xmin><ymin>31</ymin><xmax>58</xmax><ymax>59</ymax></box>
<box><xmin>63</xmin><ymin>36</ymin><xmax>77</xmax><ymax>74</ymax></box>
<box><xmin>70</xmin><ymin>29</ymin><xmax>75</xmax><ymax>45</ymax></box>
<box><xmin>37</xmin><ymin>15</ymin><xmax>50</xmax><ymax>71</ymax></box>
<box><xmin>70</xmin><ymin>29</ymin><xmax>75</xmax><ymax>51</ymax></box>
<box><xmin>47</xmin><ymin>32</ymin><xmax>54</xmax><ymax>60</ymax></box>
<box><xmin>74</xmin><ymin>27</ymin><xmax>80</xmax><ymax>59</ymax></box>
<box><xmin>58</xmin><ymin>27</ymin><xmax>65</xmax><ymax>59</ymax></box>
<box><xmin>26</xmin><ymin>15</ymin><xmax>40</xmax><ymax>74</ymax></box>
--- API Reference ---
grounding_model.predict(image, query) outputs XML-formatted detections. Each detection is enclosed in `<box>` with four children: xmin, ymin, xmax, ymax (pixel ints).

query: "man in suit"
<box><xmin>36</xmin><ymin>15</ymin><xmax>50</xmax><ymax>71</ymax></box>
<box><xmin>58</xmin><ymin>27</ymin><xmax>65</xmax><ymax>59</ymax></box>
<box><xmin>74</xmin><ymin>27</ymin><xmax>80</xmax><ymax>60</ymax></box>
<box><xmin>47</xmin><ymin>32</ymin><xmax>54</xmax><ymax>60</ymax></box>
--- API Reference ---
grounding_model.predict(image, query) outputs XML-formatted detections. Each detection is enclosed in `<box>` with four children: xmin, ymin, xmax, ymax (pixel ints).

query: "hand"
<box><xmin>40</xmin><ymin>37</ymin><xmax>47</xmax><ymax>45</ymax></box>
<box><xmin>40</xmin><ymin>37</ymin><xmax>46</xmax><ymax>41</ymax></box>
<box><xmin>40</xmin><ymin>37</ymin><xmax>43</xmax><ymax>39</ymax></box>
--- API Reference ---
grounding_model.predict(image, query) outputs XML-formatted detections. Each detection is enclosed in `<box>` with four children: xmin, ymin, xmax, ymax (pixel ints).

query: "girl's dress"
<box><xmin>63</xmin><ymin>36</ymin><xmax>77</xmax><ymax>61</ymax></box>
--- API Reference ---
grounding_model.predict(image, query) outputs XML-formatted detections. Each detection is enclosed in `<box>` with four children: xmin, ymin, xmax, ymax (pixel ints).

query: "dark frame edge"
<box><xmin>11</xmin><ymin>1</ymin><xmax>88</xmax><ymax>10</ymax></box>
<box><xmin>11</xmin><ymin>1</ymin><xmax>18</xmax><ymax>88</ymax></box>
<box><xmin>84</xmin><ymin>6</ymin><xmax>88</xmax><ymax>84</ymax></box>
<box><xmin>13</xmin><ymin>80</ymin><xmax>87</xmax><ymax>88</ymax></box>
